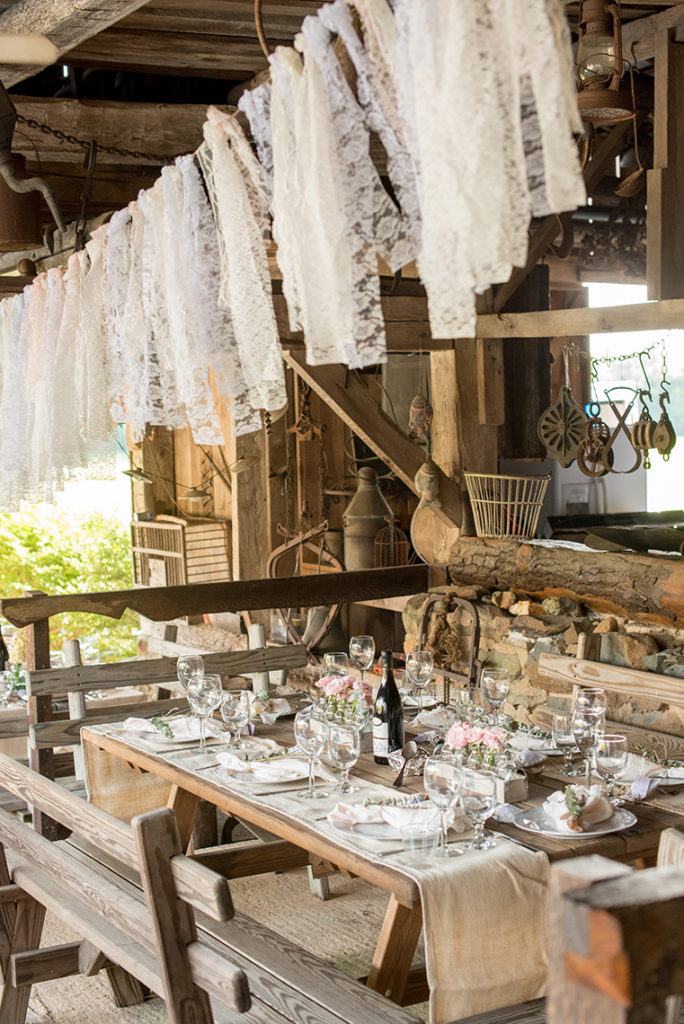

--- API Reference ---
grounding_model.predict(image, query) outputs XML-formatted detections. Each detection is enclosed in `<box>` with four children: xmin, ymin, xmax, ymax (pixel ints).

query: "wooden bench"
<box><xmin>0</xmin><ymin>751</ymin><xmax>422</xmax><ymax>1024</ymax></box>
<box><xmin>25</xmin><ymin>644</ymin><xmax>307</xmax><ymax>837</ymax></box>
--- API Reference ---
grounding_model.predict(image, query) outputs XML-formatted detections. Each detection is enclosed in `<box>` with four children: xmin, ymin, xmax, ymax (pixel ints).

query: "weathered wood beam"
<box><xmin>492</xmin><ymin>119</ymin><xmax>636</xmax><ymax>313</ymax></box>
<box><xmin>0</xmin><ymin>564</ymin><xmax>441</xmax><ymax>627</ymax></box>
<box><xmin>0</xmin><ymin>0</ymin><xmax>153</xmax><ymax>88</ymax></box>
<box><xmin>0</xmin><ymin>213</ymin><xmax>111</xmax><ymax>275</ymax></box>
<box><xmin>477</xmin><ymin>297</ymin><xmax>684</xmax><ymax>338</ymax></box>
<box><xmin>647</xmin><ymin>30</ymin><xmax>684</xmax><ymax>300</ymax></box>
<box><xmin>539</xmin><ymin>652</ymin><xmax>684</xmax><ymax>708</ymax></box>
<box><xmin>64</xmin><ymin>28</ymin><xmax>283</xmax><ymax>78</ymax></box>
<box><xmin>0</xmin><ymin>275</ymin><xmax>32</xmax><ymax>295</ymax></box>
<box><xmin>11</xmin><ymin>97</ymin><xmax>229</xmax><ymax>165</ymax></box>
<box><xmin>447</xmin><ymin>537</ymin><xmax>684</xmax><ymax>628</ymax></box>
<box><xmin>283</xmin><ymin>350</ymin><xmax>463</xmax><ymax>526</ymax></box>
<box><xmin>622</xmin><ymin>3</ymin><xmax>684</xmax><ymax>60</ymax></box>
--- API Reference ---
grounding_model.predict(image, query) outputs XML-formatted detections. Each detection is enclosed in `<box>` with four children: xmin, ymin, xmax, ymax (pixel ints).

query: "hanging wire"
<box><xmin>254</xmin><ymin>0</ymin><xmax>271</xmax><ymax>60</ymax></box>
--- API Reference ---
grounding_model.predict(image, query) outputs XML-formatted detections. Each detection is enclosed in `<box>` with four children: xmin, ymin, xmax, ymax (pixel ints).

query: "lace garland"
<box><xmin>198</xmin><ymin>107</ymin><xmax>286</xmax><ymax>420</ymax></box>
<box><xmin>270</xmin><ymin>11</ymin><xmax>413</xmax><ymax>369</ymax></box>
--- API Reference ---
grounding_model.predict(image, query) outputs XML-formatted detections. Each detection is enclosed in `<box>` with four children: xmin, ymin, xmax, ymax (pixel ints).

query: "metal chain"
<box><xmin>16</xmin><ymin>114</ymin><xmax>177</xmax><ymax>164</ymax></box>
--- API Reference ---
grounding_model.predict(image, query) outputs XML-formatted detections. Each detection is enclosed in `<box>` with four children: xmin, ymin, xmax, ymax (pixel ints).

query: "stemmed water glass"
<box><xmin>327</xmin><ymin>721</ymin><xmax>361</xmax><ymax>793</ymax></box>
<box><xmin>177</xmin><ymin>654</ymin><xmax>204</xmax><ymax>691</ymax></box>
<box><xmin>595</xmin><ymin>733</ymin><xmax>628</xmax><ymax>805</ymax></box>
<box><xmin>481</xmin><ymin>668</ymin><xmax>510</xmax><ymax>728</ymax></box>
<box><xmin>571</xmin><ymin>706</ymin><xmax>606</xmax><ymax>787</ymax></box>
<box><xmin>424</xmin><ymin>752</ymin><xmax>463</xmax><ymax>857</ymax></box>
<box><xmin>406</xmin><ymin>647</ymin><xmax>433</xmax><ymax>711</ymax></box>
<box><xmin>349</xmin><ymin>636</ymin><xmax>375</xmax><ymax>683</ymax></box>
<box><xmin>552</xmin><ymin>711</ymin><xmax>582</xmax><ymax>775</ymax></box>
<box><xmin>574</xmin><ymin>687</ymin><xmax>606</xmax><ymax>711</ymax></box>
<box><xmin>324</xmin><ymin>652</ymin><xmax>348</xmax><ymax>677</ymax></box>
<box><xmin>186</xmin><ymin>673</ymin><xmax>222</xmax><ymax>753</ymax></box>
<box><xmin>221</xmin><ymin>690</ymin><xmax>251</xmax><ymax>750</ymax></box>
<box><xmin>459</xmin><ymin>769</ymin><xmax>498</xmax><ymax>850</ymax></box>
<box><xmin>294</xmin><ymin>706</ymin><xmax>329</xmax><ymax>799</ymax></box>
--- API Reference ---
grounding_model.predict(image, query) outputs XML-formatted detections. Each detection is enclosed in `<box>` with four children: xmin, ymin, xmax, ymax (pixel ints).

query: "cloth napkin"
<box><xmin>623</xmin><ymin>753</ymin><xmax>665</xmax><ymax>800</ymax></box>
<box><xmin>514</xmin><ymin>749</ymin><xmax>547</xmax><ymax>769</ymax></box>
<box><xmin>327</xmin><ymin>801</ymin><xmax>467</xmax><ymax>834</ymax></box>
<box><xmin>543</xmin><ymin>786</ymin><xmax>612</xmax><ymax>832</ymax></box>
<box><xmin>215</xmin><ymin>752</ymin><xmax>312</xmax><ymax>784</ymax></box>
<box><xmin>122</xmin><ymin>716</ymin><xmax>222</xmax><ymax>741</ymax></box>
<box><xmin>402</xmin><ymin>694</ymin><xmax>437</xmax><ymax>709</ymax></box>
<box><xmin>249</xmin><ymin>696</ymin><xmax>292</xmax><ymax>725</ymax></box>
<box><xmin>491</xmin><ymin>803</ymin><xmax>519</xmax><ymax>824</ymax></box>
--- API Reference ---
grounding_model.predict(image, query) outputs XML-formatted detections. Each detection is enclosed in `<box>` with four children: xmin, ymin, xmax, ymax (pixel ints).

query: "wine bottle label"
<box><xmin>373</xmin><ymin>717</ymin><xmax>389</xmax><ymax>757</ymax></box>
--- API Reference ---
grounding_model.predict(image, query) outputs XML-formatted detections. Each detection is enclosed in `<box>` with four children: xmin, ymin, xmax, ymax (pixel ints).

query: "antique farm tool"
<box><xmin>577</xmin><ymin>402</ymin><xmax>613</xmax><ymax>477</ymax></box>
<box><xmin>537</xmin><ymin>349</ymin><xmax>588</xmax><ymax>467</ymax></box>
<box><xmin>408</xmin><ymin>392</ymin><xmax>433</xmax><ymax>443</ymax></box>
<box><xmin>630</xmin><ymin>353</ymin><xmax>656</xmax><ymax>468</ymax></box>
<box><xmin>601</xmin><ymin>389</ymin><xmax>641</xmax><ymax>474</ymax></box>
<box><xmin>653</xmin><ymin>387</ymin><xmax>677</xmax><ymax>460</ymax></box>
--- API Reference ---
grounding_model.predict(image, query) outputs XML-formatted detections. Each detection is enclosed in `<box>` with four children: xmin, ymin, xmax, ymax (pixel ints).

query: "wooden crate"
<box><xmin>131</xmin><ymin>515</ymin><xmax>231</xmax><ymax>587</ymax></box>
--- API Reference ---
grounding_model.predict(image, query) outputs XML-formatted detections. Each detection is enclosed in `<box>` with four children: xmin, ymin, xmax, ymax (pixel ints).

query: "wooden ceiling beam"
<box><xmin>477</xmin><ymin>297</ymin><xmax>684</xmax><ymax>338</ymax></box>
<box><xmin>11</xmin><ymin>96</ymin><xmax>226</xmax><ymax>164</ymax></box>
<box><xmin>64</xmin><ymin>27</ymin><xmax>283</xmax><ymax>78</ymax></box>
<box><xmin>0</xmin><ymin>0</ymin><xmax>153</xmax><ymax>88</ymax></box>
<box><xmin>622</xmin><ymin>3</ymin><xmax>684</xmax><ymax>59</ymax></box>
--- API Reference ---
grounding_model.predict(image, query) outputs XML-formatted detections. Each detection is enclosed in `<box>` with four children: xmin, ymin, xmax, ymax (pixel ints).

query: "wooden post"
<box><xmin>647</xmin><ymin>30</ymin><xmax>684</xmax><ymax>300</ymax></box>
<box><xmin>247</xmin><ymin>624</ymin><xmax>269</xmax><ymax>696</ymax></box>
<box><xmin>64</xmin><ymin>639</ymin><xmax>85</xmax><ymax>780</ymax></box>
<box><xmin>24</xmin><ymin>594</ymin><xmax>60</xmax><ymax>840</ymax></box>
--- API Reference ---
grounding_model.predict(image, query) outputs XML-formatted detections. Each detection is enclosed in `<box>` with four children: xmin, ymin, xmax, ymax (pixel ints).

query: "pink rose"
<box><xmin>482</xmin><ymin>727</ymin><xmax>505</xmax><ymax>751</ymax></box>
<box><xmin>447</xmin><ymin>722</ymin><xmax>469</xmax><ymax>750</ymax></box>
<box><xmin>467</xmin><ymin>725</ymin><xmax>484</xmax><ymax>745</ymax></box>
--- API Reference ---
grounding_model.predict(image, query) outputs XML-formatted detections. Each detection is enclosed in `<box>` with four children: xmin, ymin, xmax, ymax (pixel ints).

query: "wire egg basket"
<box><xmin>464</xmin><ymin>473</ymin><xmax>550</xmax><ymax>540</ymax></box>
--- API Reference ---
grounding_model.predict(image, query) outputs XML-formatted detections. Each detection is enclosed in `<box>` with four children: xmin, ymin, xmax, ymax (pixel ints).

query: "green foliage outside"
<box><xmin>0</xmin><ymin>508</ymin><xmax>138</xmax><ymax>664</ymax></box>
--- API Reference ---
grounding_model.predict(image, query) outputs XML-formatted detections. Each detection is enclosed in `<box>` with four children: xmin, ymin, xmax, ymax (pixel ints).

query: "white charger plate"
<box><xmin>513</xmin><ymin>805</ymin><xmax>636</xmax><ymax>838</ymax></box>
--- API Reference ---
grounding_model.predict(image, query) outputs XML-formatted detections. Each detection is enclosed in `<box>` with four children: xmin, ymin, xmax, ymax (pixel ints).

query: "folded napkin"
<box><xmin>543</xmin><ymin>785</ymin><xmax>613</xmax><ymax>833</ymax></box>
<box><xmin>514</xmin><ymin>749</ymin><xmax>547</xmax><ymax>769</ymax></box>
<box><xmin>249</xmin><ymin>696</ymin><xmax>292</xmax><ymax>725</ymax></box>
<box><xmin>122</xmin><ymin>716</ymin><xmax>222</xmax><ymax>741</ymax></box>
<box><xmin>215</xmin><ymin>752</ymin><xmax>310</xmax><ymax>783</ymax></box>
<box><xmin>402</xmin><ymin>694</ymin><xmax>437</xmax><ymax>709</ymax></box>
<box><xmin>509</xmin><ymin>733</ymin><xmax>553</xmax><ymax>752</ymax></box>
<box><xmin>492</xmin><ymin>803</ymin><xmax>520</xmax><ymax>824</ymax></box>
<box><xmin>327</xmin><ymin>801</ymin><xmax>468</xmax><ymax>834</ymax></box>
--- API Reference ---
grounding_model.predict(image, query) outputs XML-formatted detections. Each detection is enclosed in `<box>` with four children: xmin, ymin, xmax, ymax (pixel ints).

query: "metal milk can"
<box><xmin>343</xmin><ymin>467</ymin><xmax>394</xmax><ymax>571</ymax></box>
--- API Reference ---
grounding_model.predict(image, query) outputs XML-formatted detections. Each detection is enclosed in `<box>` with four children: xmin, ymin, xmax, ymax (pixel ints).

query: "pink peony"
<box><xmin>352</xmin><ymin>678</ymin><xmax>373</xmax><ymax>707</ymax></box>
<box><xmin>446</xmin><ymin>722</ymin><xmax>469</xmax><ymax>750</ymax></box>
<box><xmin>482</xmin><ymin>727</ymin><xmax>506</xmax><ymax>751</ymax></box>
<box><xmin>467</xmin><ymin>725</ymin><xmax>484</xmax><ymax>745</ymax></box>
<box><xmin>316</xmin><ymin>674</ymin><xmax>354</xmax><ymax>699</ymax></box>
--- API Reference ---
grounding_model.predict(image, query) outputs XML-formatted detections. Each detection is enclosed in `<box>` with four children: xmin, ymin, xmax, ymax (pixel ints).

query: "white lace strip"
<box><xmin>198</xmin><ymin>107</ymin><xmax>286</xmax><ymax>420</ymax></box>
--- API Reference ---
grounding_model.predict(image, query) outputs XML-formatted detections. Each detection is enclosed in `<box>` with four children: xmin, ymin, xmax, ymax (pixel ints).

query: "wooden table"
<box><xmin>81</xmin><ymin>721</ymin><xmax>684</xmax><ymax>1008</ymax></box>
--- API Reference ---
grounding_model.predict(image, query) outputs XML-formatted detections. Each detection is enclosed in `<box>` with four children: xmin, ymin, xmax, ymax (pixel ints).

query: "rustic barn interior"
<box><xmin>2</xmin><ymin>1</ymin><xmax>684</xmax><ymax>1023</ymax></box>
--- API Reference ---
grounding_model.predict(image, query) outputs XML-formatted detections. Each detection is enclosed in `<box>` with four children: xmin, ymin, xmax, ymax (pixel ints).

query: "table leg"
<box><xmin>167</xmin><ymin>786</ymin><xmax>199</xmax><ymax>850</ymax></box>
<box><xmin>366</xmin><ymin>894</ymin><xmax>423</xmax><ymax>1004</ymax></box>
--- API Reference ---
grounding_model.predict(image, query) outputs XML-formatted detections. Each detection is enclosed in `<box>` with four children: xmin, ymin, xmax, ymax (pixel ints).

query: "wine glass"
<box><xmin>186</xmin><ymin>673</ymin><xmax>222</xmax><ymax>753</ymax></box>
<box><xmin>595</xmin><ymin>733</ymin><xmax>628</xmax><ymax>805</ymax></box>
<box><xmin>177</xmin><ymin>654</ymin><xmax>204</xmax><ymax>691</ymax></box>
<box><xmin>459</xmin><ymin>769</ymin><xmax>498</xmax><ymax>850</ymax></box>
<box><xmin>552</xmin><ymin>711</ymin><xmax>582</xmax><ymax>775</ymax></box>
<box><xmin>221</xmin><ymin>690</ymin><xmax>251</xmax><ymax>750</ymax></box>
<box><xmin>406</xmin><ymin>647</ymin><xmax>433</xmax><ymax>711</ymax></box>
<box><xmin>0</xmin><ymin>671</ymin><xmax>12</xmax><ymax>709</ymax></box>
<box><xmin>324</xmin><ymin>652</ymin><xmax>348</xmax><ymax>677</ymax></box>
<box><xmin>327</xmin><ymin>721</ymin><xmax>361</xmax><ymax>793</ymax></box>
<box><xmin>349</xmin><ymin>636</ymin><xmax>375</xmax><ymax>683</ymax></box>
<box><xmin>294</xmin><ymin>706</ymin><xmax>329</xmax><ymax>799</ymax></box>
<box><xmin>481</xmin><ymin>668</ymin><xmax>510</xmax><ymax>728</ymax></box>
<box><xmin>573</xmin><ymin>687</ymin><xmax>606</xmax><ymax>710</ymax></box>
<box><xmin>571</xmin><ymin>706</ymin><xmax>606</xmax><ymax>787</ymax></box>
<box><xmin>424</xmin><ymin>752</ymin><xmax>463</xmax><ymax>857</ymax></box>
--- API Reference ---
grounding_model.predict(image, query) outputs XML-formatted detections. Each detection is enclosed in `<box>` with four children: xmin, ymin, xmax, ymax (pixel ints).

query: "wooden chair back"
<box><xmin>25</xmin><ymin>643</ymin><xmax>306</xmax><ymax>836</ymax></box>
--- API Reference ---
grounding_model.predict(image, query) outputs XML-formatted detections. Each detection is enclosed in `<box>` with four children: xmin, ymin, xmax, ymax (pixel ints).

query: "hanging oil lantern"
<box><xmin>343</xmin><ymin>467</ymin><xmax>394</xmax><ymax>571</ymax></box>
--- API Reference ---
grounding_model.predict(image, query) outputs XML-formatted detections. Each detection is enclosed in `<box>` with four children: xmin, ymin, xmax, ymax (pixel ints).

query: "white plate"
<box><xmin>647</xmin><ymin>769</ymin><xmax>684</xmax><ymax>788</ymax></box>
<box><xmin>513</xmin><ymin>805</ymin><xmax>636</xmax><ymax>839</ymax></box>
<box><xmin>330</xmin><ymin>819</ymin><xmax>400</xmax><ymax>840</ymax></box>
<box><xmin>122</xmin><ymin>727</ymin><xmax>223</xmax><ymax>748</ymax></box>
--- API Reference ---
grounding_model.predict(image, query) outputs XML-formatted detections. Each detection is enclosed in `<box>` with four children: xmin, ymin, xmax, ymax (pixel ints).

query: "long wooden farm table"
<box><xmin>80</xmin><ymin>720</ymin><xmax>684</xmax><ymax>1010</ymax></box>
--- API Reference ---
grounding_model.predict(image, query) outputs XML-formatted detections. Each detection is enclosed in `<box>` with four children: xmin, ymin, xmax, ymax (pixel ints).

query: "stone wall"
<box><xmin>402</xmin><ymin>586</ymin><xmax>684</xmax><ymax>739</ymax></box>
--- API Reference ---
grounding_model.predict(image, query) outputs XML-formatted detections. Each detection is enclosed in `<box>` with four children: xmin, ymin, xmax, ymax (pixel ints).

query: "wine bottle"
<box><xmin>0</xmin><ymin>628</ymin><xmax>8</xmax><ymax>671</ymax></box>
<box><xmin>373</xmin><ymin>649</ymin><xmax>404</xmax><ymax>765</ymax></box>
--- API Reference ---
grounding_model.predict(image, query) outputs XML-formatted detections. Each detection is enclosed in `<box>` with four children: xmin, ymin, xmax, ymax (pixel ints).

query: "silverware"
<box><xmin>392</xmin><ymin>740</ymin><xmax>418</xmax><ymax>788</ymax></box>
